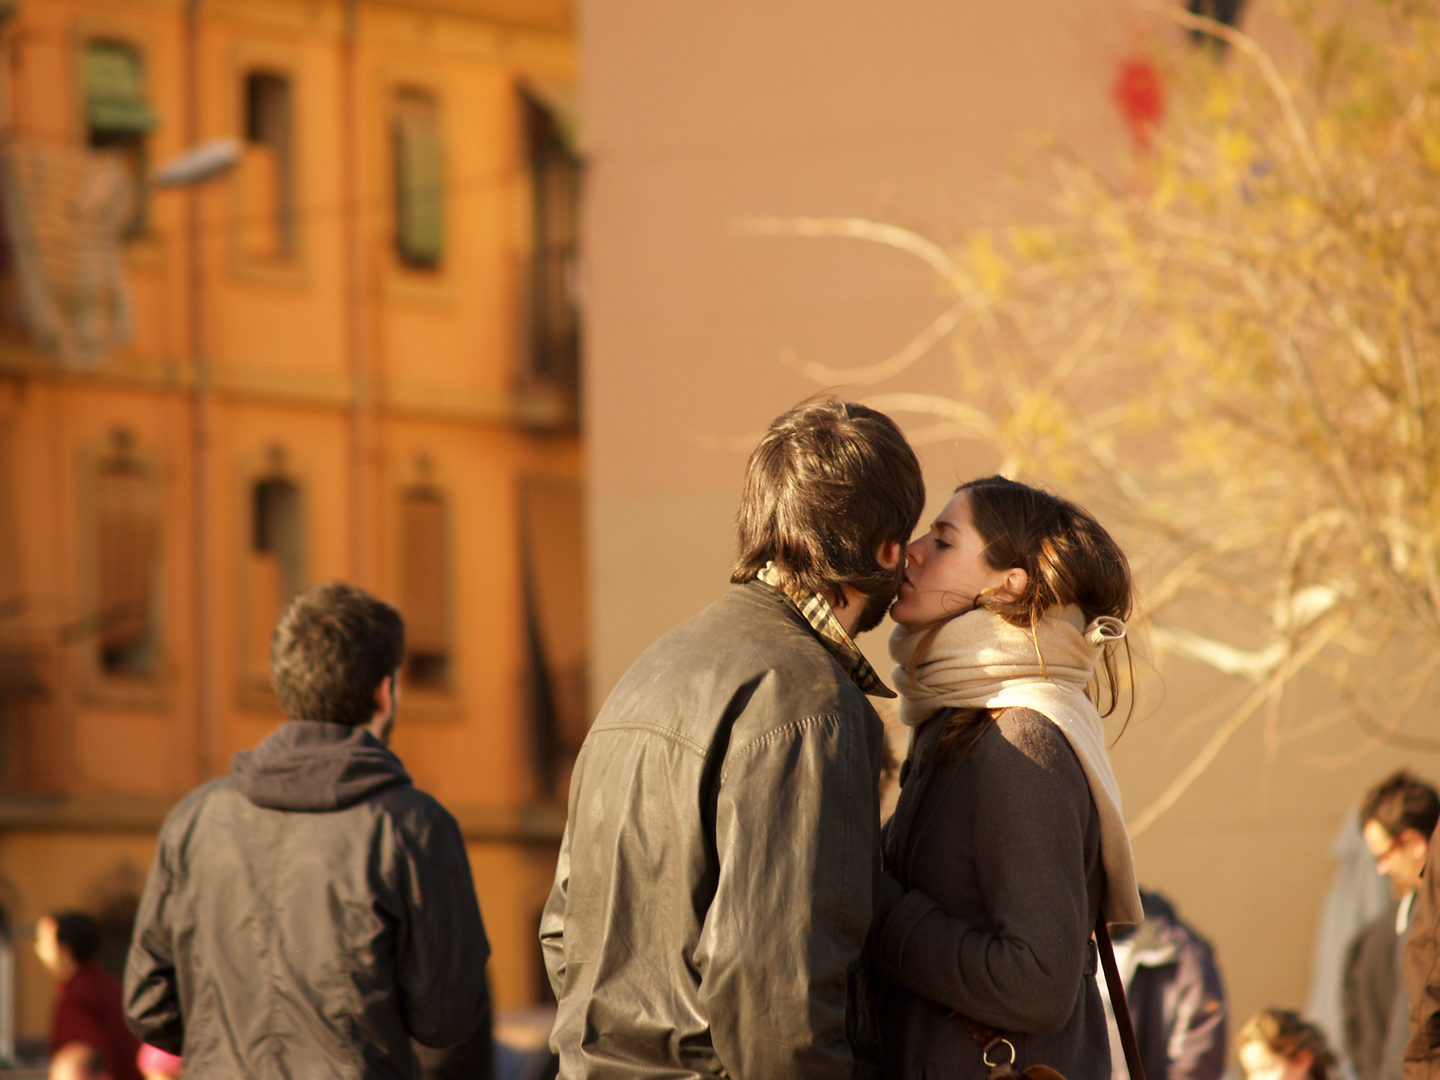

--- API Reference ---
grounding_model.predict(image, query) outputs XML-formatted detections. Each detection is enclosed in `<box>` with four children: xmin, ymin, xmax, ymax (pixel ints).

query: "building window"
<box><xmin>521</xmin><ymin>91</ymin><xmax>581</xmax><ymax>393</ymax></box>
<box><xmin>400</xmin><ymin>487</ymin><xmax>450</xmax><ymax>689</ymax></box>
<box><xmin>247</xmin><ymin>475</ymin><xmax>304</xmax><ymax>680</ymax></box>
<box><xmin>393</xmin><ymin>89</ymin><xmax>444</xmax><ymax>268</ymax></box>
<box><xmin>240</xmin><ymin>71</ymin><xmax>295</xmax><ymax>258</ymax></box>
<box><xmin>92</xmin><ymin>431</ymin><xmax>160</xmax><ymax>676</ymax></box>
<box><xmin>83</xmin><ymin>41</ymin><xmax>158</xmax><ymax>236</ymax></box>
<box><xmin>518</xmin><ymin>474</ymin><xmax>587</xmax><ymax>800</ymax></box>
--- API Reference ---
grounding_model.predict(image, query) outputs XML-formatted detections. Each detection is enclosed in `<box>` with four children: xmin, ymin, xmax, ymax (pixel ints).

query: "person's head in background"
<box><xmin>1359</xmin><ymin>769</ymin><xmax>1440</xmax><ymax>898</ymax></box>
<box><xmin>34</xmin><ymin>912</ymin><xmax>102</xmax><ymax>983</ymax></box>
<box><xmin>49</xmin><ymin>1043</ymin><xmax>111</xmax><ymax>1080</ymax></box>
<box><xmin>1236</xmin><ymin>1009</ymin><xmax>1337</xmax><ymax>1080</ymax></box>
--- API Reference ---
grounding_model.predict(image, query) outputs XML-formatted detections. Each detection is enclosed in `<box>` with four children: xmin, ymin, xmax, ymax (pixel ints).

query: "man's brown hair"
<box><xmin>731</xmin><ymin>399</ymin><xmax>924</xmax><ymax>606</ymax></box>
<box><xmin>1360</xmin><ymin>769</ymin><xmax>1440</xmax><ymax>841</ymax></box>
<box><xmin>271</xmin><ymin>582</ymin><xmax>404</xmax><ymax>727</ymax></box>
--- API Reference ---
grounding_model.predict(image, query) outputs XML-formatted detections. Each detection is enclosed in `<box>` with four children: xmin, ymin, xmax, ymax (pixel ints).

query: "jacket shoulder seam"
<box><xmin>587</xmin><ymin>720</ymin><xmax>707</xmax><ymax>758</ymax></box>
<box><xmin>720</xmin><ymin>712</ymin><xmax>847</xmax><ymax>783</ymax></box>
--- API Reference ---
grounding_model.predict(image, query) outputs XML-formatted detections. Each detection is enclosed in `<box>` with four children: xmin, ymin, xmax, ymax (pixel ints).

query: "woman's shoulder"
<box><xmin>982</xmin><ymin>707</ymin><xmax>1084</xmax><ymax>774</ymax></box>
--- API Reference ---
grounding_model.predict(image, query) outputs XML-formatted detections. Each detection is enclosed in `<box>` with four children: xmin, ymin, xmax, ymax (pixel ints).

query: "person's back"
<box><xmin>125</xmin><ymin>583</ymin><xmax>491</xmax><ymax>1080</ymax></box>
<box><xmin>551</xmin><ymin>584</ymin><xmax>882</xmax><ymax>1077</ymax></box>
<box><xmin>1106</xmin><ymin>891</ymin><xmax>1227</xmax><ymax>1080</ymax></box>
<box><xmin>541</xmin><ymin>400</ymin><xmax>925</xmax><ymax>1080</ymax></box>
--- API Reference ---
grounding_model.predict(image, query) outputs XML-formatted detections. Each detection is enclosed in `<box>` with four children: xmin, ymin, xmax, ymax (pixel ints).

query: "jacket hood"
<box><xmin>231</xmin><ymin>720</ymin><xmax>411</xmax><ymax>812</ymax></box>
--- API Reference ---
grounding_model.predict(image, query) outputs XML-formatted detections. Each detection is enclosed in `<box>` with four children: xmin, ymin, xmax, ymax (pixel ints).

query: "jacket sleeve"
<box><xmin>395</xmin><ymin>801</ymin><xmax>493</xmax><ymax>1050</ymax></box>
<box><xmin>1405</xmin><ymin>834</ymin><xmax>1440</xmax><ymax>1074</ymax></box>
<box><xmin>539</xmin><ymin>822</ymin><xmax>572</xmax><ymax>1000</ymax></box>
<box><xmin>694</xmin><ymin>711</ymin><xmax>878</xmax><ymax>1080</ymax></box>
<box><xmin>413</xmin><ymin>979</ymin><xmax>495</xmax><ymax>1080</ymax></box>
<box><xmin>872</xmin><ymin>715</ymin><xmax>1096</xmax><ymax>1033</ymax></box>
<box><xmin>123</xmin><ymin>827</ymin><xmax>185</xmax><ymax>1054</ymax></box>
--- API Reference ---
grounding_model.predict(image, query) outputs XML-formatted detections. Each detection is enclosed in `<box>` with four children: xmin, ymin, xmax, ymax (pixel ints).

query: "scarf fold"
<box><xmin>889</xmin><ymin>605</ymin><xmax>1144</xmax><ymax>926</ymax></box>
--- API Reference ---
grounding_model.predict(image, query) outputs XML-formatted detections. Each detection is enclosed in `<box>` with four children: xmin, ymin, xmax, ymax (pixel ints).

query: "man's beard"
<box><xmin>851</xmin><ymin>574</ymin><xmax>903</xmax><ymax>636</ymax></box>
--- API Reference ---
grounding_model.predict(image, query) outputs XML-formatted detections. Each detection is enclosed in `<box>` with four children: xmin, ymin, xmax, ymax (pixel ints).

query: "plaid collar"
<box><xmin>755</xmin><ymin>562</ymin><xmax>896</xmax><ymax>699</ymax></box>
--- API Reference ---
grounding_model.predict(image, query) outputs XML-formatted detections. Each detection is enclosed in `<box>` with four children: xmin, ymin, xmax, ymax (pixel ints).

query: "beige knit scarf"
<box><xmin>889</xmin><ymin>605</ymin><xmax>1144</xmax><ymax>926</ymax></box>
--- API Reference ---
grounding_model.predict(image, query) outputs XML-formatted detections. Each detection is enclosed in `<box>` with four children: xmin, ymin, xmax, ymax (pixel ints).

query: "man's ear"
<box><xmin>372</xmin><ymin>674</ymin><xmax>394</xmax><ymax>721</ymax></box>
<box><xmin>878</xmin><ymin>539</ymin><xmax>903</xmax><ymax>571</ymax></box>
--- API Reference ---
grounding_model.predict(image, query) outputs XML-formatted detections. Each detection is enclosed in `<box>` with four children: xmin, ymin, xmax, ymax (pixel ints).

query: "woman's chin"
<box><xmin>889</xmin><ymin>604</ymin><xmax>919</xmax><ymax>629</ymax></box>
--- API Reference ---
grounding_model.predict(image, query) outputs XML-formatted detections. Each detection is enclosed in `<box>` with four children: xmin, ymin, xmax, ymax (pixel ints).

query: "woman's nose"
<box><xmin>905</xmin><ymin>538</ymin><xmax>924</xmax><ymax>563</ymax></box>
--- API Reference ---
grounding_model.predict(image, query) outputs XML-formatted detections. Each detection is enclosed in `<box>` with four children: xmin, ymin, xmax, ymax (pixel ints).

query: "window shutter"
<box><xmin>394</xmin><ymin>94</ymin><xmax>445</xmax><ymax>267</ymax></box>
<box><xmin>85</xmin><ymin>43</ymin><xmax>158</xmax><ymax>135</ymax></box>
<box><xmin>401</xmin><ymin>490</ymin><xmax>447</xmax><ymax>658</ymax></box>
<box><xmin>519</xmin><ymin>475</ymin><xmax>586</xmax><ymax>752</ymax></box>
<box><xmin>94</xmin><ymin>461</ymin><xmax>157</xmax><ymax>657</ymax></box>
<box><xmin>239</xmin><ymin>143</ymin><xmax>281</xmax><ymax>259</ymax></box>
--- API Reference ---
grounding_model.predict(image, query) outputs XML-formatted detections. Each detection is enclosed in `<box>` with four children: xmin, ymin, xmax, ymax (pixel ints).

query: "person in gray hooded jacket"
<box><xmin>124</xmin><ymin>582</ymin><xmax>492</xmax><ymax>1080</ymax></box>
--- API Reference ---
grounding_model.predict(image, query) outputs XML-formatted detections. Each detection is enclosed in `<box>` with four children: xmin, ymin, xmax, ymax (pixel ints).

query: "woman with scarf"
<box><xmin>872</xmin><ymin>475</ymin><xmax>1144</xmax><ymax>1079</ymax></box>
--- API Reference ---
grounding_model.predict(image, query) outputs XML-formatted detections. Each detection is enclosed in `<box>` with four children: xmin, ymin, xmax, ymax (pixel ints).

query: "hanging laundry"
<box><xmin>0</xmin><ymin>142</ymin><xmax>134</xmax><ymax>367</ymax></box>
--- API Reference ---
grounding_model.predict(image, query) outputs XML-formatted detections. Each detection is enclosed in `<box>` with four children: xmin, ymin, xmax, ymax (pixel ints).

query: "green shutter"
<box><xmin>85</xmin><ymin>42</ymin><xmax>158</xmax><ymax>134</ymax></box>
<box><xmin>395</xmin><ymin>97</ymin><xmax>444</xmax><ymax>266</ymax></box>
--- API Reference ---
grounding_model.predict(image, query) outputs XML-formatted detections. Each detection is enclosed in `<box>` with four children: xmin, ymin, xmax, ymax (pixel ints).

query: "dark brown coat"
<box><xmin>872</xmin><ymin>707</ymin><xmax>1109</xmax><ymax>1080</ymax></box>
<box><xmin>1405</xmin><ymin>831</ymin><xmax>1440</xmax><ymax>1076</ymax></box>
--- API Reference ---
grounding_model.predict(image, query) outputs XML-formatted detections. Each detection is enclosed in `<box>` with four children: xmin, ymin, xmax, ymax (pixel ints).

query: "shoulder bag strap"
<box><xmin>1095</xmin><ymin>914</ymin><xmax>1147</xmax><ymax>1080</ymax></box>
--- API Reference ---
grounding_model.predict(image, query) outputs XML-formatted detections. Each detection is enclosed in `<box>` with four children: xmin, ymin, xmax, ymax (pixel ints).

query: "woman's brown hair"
<box><xmin>1238</xmin><ymin>1009</ymin><xmax>1337</xmax><ymax>1080</ymax></box>
<box><xmin>916</xmin><ymin>476</ymin><xmax>1135</xmax><ymax>761</ymax></box>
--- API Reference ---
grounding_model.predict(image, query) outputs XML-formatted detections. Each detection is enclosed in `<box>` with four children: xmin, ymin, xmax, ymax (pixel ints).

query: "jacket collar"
<box><xmin>753</xmin><ymin>563</ymin><xmax>895</xmax><ymax>698</ymax></box>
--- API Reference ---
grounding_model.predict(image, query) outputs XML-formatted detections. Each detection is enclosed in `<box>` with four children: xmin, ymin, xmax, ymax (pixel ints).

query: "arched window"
<box><xmin>92</xmin><ymin>430</ymin><xmax>160</xmax><ymax>676</ymax></box>
<box><xmin>240</xmin><ymin>70</ymin><xmax>296</xmax><ymax>258</ymax></box>
<box><xmin>246</xmin><ymin>472</ymin><xmax>304</xmax><ymax>685</ymax></box>
<box><xmin>393</xmin><ymin>88</ymin><xmax>444</xmax><ymax>268</ymax></box>
<box><xmin>400</xmin><ymin>487</ymin><xmax>450</xmax><ymax>689</ymax></box>
<box><xmin>83</xmin><ymin>40</ymin><xmax>157</xmax><ymax>236</ymax></box>
<box><xmin>520</xmin><ymin>90</ymin><xmax>580</xmax><ymax>395</ymax></box>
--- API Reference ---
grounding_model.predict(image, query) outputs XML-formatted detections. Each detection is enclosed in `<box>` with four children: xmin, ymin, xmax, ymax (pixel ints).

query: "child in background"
<box><xmin>1237</xmin><ymin>1009</ymin><xmax>1337</xmax><ymax>1080</ymax></box>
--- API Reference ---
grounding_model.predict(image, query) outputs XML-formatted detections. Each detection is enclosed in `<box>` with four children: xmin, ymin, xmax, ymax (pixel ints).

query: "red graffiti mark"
<box><xmin>1113</xmin><ymin>58</ymin><xmax>1166</xmax><ymax>151</ymax></box>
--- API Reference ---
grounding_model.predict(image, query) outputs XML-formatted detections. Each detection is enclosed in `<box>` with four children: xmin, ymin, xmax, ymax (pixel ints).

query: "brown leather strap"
<box><xmin>955</xmin><ymin>914</ymin><xmax>1147</xmax><ymax>1080</ymax></box>
<box><xmin>955</xmin><ymin>1012</ymin><xmax>1021</xmax><ymax>1077</ymax></box>
<box><xmin>1096</xmin><ymin>915</ymin><xmax>1147</xmax><ymax>1080</ymax></box>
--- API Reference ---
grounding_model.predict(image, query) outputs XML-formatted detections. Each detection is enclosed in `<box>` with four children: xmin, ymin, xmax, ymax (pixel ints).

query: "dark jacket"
<box><xmin>872</xmin><ymin>708</ymin><xmax>1109</xmax><ymax>1080</ymax></box>
<box><xmin>50</xmin><ymin>962</ymin><xmax>142</xmax><ymax>1080</ymax></box>
<box><xmin>1106</xmin><ymin>891</ymin><xmax>1226</xmax><ymax>1080</ymax></box>
<box><xmin>1406</xmin><ymin>837</ymin><xmax>1440</xmax><ymax>1076</ymax></box>
<box><xmin>540</xmin><ymin>582</ymin><xmax>886</xmax><ymax>1080</ymax></box>
<box><xmin>1349</xmin><ymin>898</ymin><xmax>1407</xmax><ymax>1080</ymax></box>
<box><xmin>124</xmin><ymin>721</ymin><xmax>491</xmax><ymax>1080</ymax></box>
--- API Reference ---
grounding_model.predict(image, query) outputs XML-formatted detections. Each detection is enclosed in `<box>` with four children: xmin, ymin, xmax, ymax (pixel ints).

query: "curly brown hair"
<box><xmin>1238</xmin><ymin>1009</ymin><xmax>1337</xmax><ymax>1080</ymax></box>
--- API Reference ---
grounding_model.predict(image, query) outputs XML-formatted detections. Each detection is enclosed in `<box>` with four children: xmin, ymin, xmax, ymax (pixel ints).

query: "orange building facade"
<box><xmin>0</xmin><ymin>0</ymin><xmax>582</xmax><ymax>1047</ymax></box>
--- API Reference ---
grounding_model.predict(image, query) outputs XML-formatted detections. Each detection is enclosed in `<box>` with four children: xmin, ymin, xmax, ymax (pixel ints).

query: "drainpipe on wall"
<box><xmin>343</xmin><ymin>0</ymin><xmax>370</xmax><ymax>588</ymax></box>
<box><xmin>185</xmin><ymin>0</ymin><xmax>215</xmax><ymax>782</ymax></box>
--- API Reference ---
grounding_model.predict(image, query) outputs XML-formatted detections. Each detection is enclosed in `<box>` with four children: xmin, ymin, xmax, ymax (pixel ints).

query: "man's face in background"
<box><xmin>1363</xmin><ymin>819</ymin><xmax>1430</xmax><ymax>897</ymax></box>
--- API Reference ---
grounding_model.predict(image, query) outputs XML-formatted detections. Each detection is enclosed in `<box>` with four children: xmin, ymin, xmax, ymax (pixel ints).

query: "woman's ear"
<box><xmin>994</xmin><ymin>567</ymin><xmax>1029</xmax><ymax>603</ymax></box>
